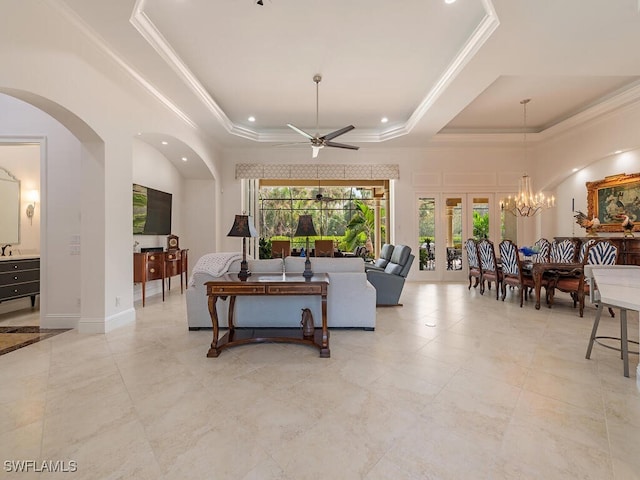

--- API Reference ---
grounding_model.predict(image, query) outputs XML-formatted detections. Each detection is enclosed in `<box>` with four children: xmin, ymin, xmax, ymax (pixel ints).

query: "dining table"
<box><xmin>529</xmin><ymin>261</ymin><xmax>583</xmax><ymax>310</ymax></box>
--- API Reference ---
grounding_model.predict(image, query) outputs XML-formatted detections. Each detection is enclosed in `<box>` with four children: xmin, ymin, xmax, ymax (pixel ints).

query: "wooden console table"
<box><xmin>205</xmin><ymin>273</ymin><xmax>330</xmax><ymax>358</ymax></box>
<box><xmin>133</xmin><ymin>249</ymin><xmax>188</xmax><ymax>307</ymax></box>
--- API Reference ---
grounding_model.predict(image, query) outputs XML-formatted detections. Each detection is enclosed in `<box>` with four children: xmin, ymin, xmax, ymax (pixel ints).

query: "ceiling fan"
<box><xmin>287</xmin><ymin>74</ymin><xmax>359</xmax><ymax>158</ymax></box>
<box><xmin>315</xmin><ymin>183</ymin><xmax>335</xmax><ymax>203</ymax></box>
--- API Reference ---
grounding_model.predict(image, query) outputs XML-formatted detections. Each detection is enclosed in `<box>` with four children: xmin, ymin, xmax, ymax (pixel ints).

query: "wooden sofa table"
<box><xmin>205</xmin><ymin>273</ymin><xmax>330</xmax><ymax>358</ymax></box>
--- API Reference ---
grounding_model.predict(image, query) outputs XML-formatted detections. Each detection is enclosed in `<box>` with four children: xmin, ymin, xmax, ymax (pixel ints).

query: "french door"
<box><xmin>416</xmin><ymin>193</ymin><xmax>504</xmax><ymax>281</ymax></box>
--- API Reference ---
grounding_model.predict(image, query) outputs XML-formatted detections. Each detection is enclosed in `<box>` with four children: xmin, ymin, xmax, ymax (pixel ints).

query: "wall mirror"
<box><xmin>0</xmin><ymin>166</ymin><xmax>20</xmax><ymax>245</ymax></box>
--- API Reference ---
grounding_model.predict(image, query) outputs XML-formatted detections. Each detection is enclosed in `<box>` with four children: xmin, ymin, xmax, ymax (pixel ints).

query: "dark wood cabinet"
<box><xmin>133</xmin><ymin>249</ymin><xmax>188</xmax><ymax>306</ymax></box>
<box><xmin>555</xmin><ymin>237</ymin><xmax>640</xmax><ymax>265</ymax></box>
<box><xmin>0</xmin><ymin>257</ymin><xmax>40</xmax><ymax>307</ymax></box>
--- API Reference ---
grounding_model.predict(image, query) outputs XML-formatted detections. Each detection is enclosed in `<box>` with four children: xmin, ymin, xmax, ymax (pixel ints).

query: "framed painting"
<box><xmin>587</xmin><ymin>172</ymin><xmax>640</xmax><ymax>232</ymax></box>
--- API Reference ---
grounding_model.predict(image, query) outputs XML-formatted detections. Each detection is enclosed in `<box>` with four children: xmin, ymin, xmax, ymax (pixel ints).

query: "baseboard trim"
<box><xmin>78</xmin><ymin>308</ymin><xmax>136</xmax><ymax>334</ymax></box>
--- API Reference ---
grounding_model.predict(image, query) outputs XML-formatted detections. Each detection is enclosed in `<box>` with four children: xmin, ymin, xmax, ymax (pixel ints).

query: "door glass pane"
<box><xmin>472</xmin><ymin>197</ymin><xmax>489</xmax><ymax>240</ymax></box>
<box><xmin>500</xmin><ymin>196</ymin><xmax>518</xmax><ymax>241</ymax></box>
<box><xmin>445</xmin><ymin>197</ymin><xmax>463</xmax><ymax>270</ymax></box>
<box><xmin>418</xmin><ymin>197</ymin><xmax>436</xmax><ymax>271</ymax></box>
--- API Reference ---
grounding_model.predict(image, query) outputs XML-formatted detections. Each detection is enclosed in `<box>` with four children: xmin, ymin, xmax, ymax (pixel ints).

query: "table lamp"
<box><xmin>294</xmin><ymin>214</ymin><xmax>317</xmax><ymax>279</ymax></box>
<box><xmin>227</xmin><ymin>214</ymin><xmax>258</xmax><ymax>279</ymax></box>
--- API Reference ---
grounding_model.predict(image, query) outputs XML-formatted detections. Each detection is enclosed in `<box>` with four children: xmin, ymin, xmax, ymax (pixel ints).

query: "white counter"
<box><xmin>0</xmin><ymin>254</ymin><xmax>40</xmax><ymax>261</ymax></box>
<box><xmin>586</xmin><ymin>265</ymin><xmax>640</xmax><ymax>380</ymax></box>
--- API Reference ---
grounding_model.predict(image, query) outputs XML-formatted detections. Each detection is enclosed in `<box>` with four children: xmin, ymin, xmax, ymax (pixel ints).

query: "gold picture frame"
<box><xmin>587</xmin><ymin>172</ymin><xmax>640</xmax><ymax>232</ymax></box>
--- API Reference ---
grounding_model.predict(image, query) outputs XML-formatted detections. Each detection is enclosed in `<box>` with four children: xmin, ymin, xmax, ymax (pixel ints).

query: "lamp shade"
<box><xmin>227</xmin><ymin>215</ymin><xmax>258</xmax><ymax>238</ymax></box>
<box><xmin>294</xmin><ymin>215</ymin><xmax>317</xmax><ymax>237</ymax></box>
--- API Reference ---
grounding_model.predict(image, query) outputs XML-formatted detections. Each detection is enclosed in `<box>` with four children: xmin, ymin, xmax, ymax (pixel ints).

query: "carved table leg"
<box><xmin>207</xmin><ymin>295</ymin><xmax>220</xmax><ymax>357</ymax></box>
<box><xmin>320</xmin><ymin>291</ymin><xmax>330</xmax><ymax>358</ymax></box>
<box><xmin>534</xmin><ymin>268</ymin><xmax>542</xmax><ymax>310</ymax></box>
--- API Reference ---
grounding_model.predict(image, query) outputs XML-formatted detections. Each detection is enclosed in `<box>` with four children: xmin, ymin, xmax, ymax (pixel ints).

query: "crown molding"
<box><xmin>434</xmin><ymin>82</ymin><xmax>640</xmax><ymax>146</ymax></box>
<box><xmin>399</xmin><ymin>0</ymin><xmax>500</xmax><ymax>140</ymax></box>
<box><xmin>130</xmin><ymin>0</ymin><xmax>499</xmax><ymax>144</ymax></box>
<box><xmin>130</xmin><ymin>0</ymin><xmax>232</xmax><ymax>134</ymax></box>
<box><xmin>46</xmin><ymin>0</ymin><xmax>196</xmax><ymax>129</ymax></box>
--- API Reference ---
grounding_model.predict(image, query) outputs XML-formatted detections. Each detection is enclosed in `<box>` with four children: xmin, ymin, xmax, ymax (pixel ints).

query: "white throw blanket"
<box><xmin>188</xmin><ymin>252</ymin><xmax>250</xmax><ymax>286</ymax></box>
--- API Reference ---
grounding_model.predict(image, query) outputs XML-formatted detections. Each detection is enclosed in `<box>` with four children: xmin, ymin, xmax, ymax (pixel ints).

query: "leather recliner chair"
<box><xmin>366</xmin><ymin>245</ymin><xmax>414</xmax><ymax>305</ymax></box>
<box><xmin>364</xmin><ymin>243</ymin><xmax>395</xmax><ymax>272</ymax></box>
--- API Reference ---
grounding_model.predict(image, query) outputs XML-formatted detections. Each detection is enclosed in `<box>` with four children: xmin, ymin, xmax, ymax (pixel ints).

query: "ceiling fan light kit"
<box><xmin>287</xmin><ymin>74</ymin><xmax>359</xmax><ymax>158</ymax></box>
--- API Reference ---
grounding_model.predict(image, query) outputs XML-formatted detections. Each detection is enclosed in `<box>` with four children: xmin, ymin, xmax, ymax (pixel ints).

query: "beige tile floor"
<box><xmin>0</xmin><ymin>282</ymin><xmax>639</xmax><ymax>479</ymax></box>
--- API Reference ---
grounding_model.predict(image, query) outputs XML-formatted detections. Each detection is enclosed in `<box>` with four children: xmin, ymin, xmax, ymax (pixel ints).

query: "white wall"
<box><xmin>132</xmin><ymin>139</ymin><xmax>185</xmax><ymax>250</ymax></box>
<box><xmin>132</xmin><ymin>139</ymin><xmax>185</xmax><ymax>301</ymax></box>
<box><xmin>555</xmin><ymin>149</ymin><xmax>640</xmax><ymax>238</ymax></box>
<box><xmin>221</xmin><ymin>101</ymin><xmax>640</xmax><ymax>281</ymax></box>
<box><xmin>0</xmin><ymin>0</ymin><xmax>222</xmax><ymax>331</ymax></box>
<box><xmin>0</xmin><ymin>144</ymin><xmax>40</xmax><ymax>253</ymax></box>
<box><xmin>0</xmin><ymin>94</ymin><xmax>82</xmax><ymax>320</ymax></box>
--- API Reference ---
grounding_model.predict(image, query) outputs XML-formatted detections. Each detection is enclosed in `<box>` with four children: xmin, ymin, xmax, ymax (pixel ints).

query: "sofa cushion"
<box><xmin>383</xmin><ymin>245</ymin><xmax>412</xmax><ymax>275</ymax></box>
<box><xmin>372</xmin><ymin>244</ymin><xmax>394</xmax><ymax>268</ymax></box>
<box><xmin>285</xmin><ymin>256</ymin><xmax>365</xmax><ymax>273</ymax></box>
<box><xmin>384</xmin><ymin>262</ymin><xmax>404</xmax><ymax>275</ymax></box>
<box><xmin>225</xmin><ymin>258</ymin><xmax>283</xmax><ymax>273</ymax></box>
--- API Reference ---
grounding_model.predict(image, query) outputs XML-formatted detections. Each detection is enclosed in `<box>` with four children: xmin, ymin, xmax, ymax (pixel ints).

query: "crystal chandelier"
<box><xmin>502</xmin><ymin>99</ymin><xmax>555</xmax><ymax>217</ymax></box>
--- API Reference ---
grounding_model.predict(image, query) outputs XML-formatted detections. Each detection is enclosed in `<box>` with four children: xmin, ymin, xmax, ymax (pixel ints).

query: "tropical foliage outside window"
<box><xmin>258</xmin><ymin>186</ymin><xmax>385</xmax><ymax>253</ymax></box>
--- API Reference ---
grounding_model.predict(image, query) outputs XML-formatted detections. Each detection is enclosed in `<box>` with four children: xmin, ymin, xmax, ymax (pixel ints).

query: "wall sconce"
<box><xmin>26</xmin><ymin>190</ymin><xmax>39</xmax><ymax>226</ymax></box>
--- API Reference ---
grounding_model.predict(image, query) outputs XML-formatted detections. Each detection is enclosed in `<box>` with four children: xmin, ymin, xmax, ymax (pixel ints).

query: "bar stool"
<box><xmin>585</xmin><ymin>267</ymin><xmax>639</xmax><ymax>377</ymax></box>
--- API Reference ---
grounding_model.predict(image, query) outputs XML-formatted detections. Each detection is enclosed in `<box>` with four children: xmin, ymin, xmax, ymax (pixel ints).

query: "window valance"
<box><xmin>235</xmin><ymin>163</ymin><xmax>399</xmax><ymax>180</ymax></box>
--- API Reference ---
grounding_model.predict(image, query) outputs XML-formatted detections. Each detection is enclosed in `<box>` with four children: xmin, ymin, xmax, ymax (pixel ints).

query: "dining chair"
<box><xmin>551</xmin><ymin>240</ymin><xmax>619</xmax><ymax>317</ymax></box>
<box><xmin>531</xmin><ymin>238</ymin><xmax>550</xmax><ymax>263</ymax></box>
<box><xmin>464</xmin><ymin>238</ymin><xmax>482</xmax><ymax>290</ymax></box>
<box><xmin>549</xmin><ymin>238</ymin><xmax>578</xmax><ymax>263</ymax></box>
<box><xmin>314</xmin><ymin>239</ymin><xmax>334</xmax><ymax>257</ymax></box>
<box><xmin>477</xmin><ymin>239</ymin><xmax>502</xmax><ymax>300</ymax></box>
<box><xmin>577</xmin><ymin>238</ymin><xmax>597</xmax><ymax>263</ymax></box>
<box><xmin>499</xmin><ymin>239</ymin><xmax>541</xmax><ymax>307</ymax></box>
<box><xmin>271</xmin><ymin>240</ymin><xmax>291</xmax><ymax>258</ymax></box>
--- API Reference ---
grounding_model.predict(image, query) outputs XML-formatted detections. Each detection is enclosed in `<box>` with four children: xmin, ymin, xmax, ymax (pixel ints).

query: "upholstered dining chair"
<box><xmin>531</xmin><ymin>238</ymin><xmax>550</xmax><ymax>263</ymax></box>
<box><xmin>464</xmin><ymin>238</ymin><xmax>482</xmax><ymax>290</ymax></box>
<box><xmin>551</xmin><ymin>240</ymin><xmax>619</xmax><ymax>317</ymax></box>
<box><xmin>550</xmin><ymin>238</ymin><xmax>578</xmax><ymax>263</ymax></box>
<box><xmin>577</xmin><ymin>238</ymin><xmax>597</xmax><ymax>263</ymax></box>
<box><xmin>271</xmin><ymin>240</ymin><xmax>291</xmax><ymax>258</ymax></box>
<box><xmin>477</xmin><ymin>239</ymin><xmax>502</xmax><ymax>300</ymax></box>
<box><xmin>314</xmin><ymin>239</ymin><xmax>334</xmax><ymax>257</ymax></box>
<box><xmin>499</xmin><ymin>240</ymin><xmax>538</xmax><ymax>307</ymax></box>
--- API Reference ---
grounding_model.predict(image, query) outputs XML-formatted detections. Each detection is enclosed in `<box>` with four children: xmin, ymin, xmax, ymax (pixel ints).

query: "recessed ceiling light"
<box><xmin>614</xmin><ymin>150</ymin><xmax>622</xmax><ymax>154</ymax></box>
<box><xmin>445</xmin><ymin>0</ymin><xmax>456</xmax><ymax>4</ymax></box>
<box><xmin>381</xmin><ymin>117</ymin><xmax>388</xmax><ymax>123</ymax></box>
<box><xmin>161</xmin><ymin>141</ymin><xmax>168</xmax><ymax>145</ymax></box>
<box><xmin>248</xmin><ymin>116</ymin><xmax>256</xmax><ymax>122</ymax></box>
<box><xmin>181</xmin><ymin>157</ymin><xmax>188</xmax><ymax>162</ymax></box>
<box><xmin>572</xmin><ymin>168</ymin><xmax>579</xmax><ymax>172</ymax></box>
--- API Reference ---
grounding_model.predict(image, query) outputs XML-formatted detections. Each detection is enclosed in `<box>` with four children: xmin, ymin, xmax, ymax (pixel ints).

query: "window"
<box><xmin>258</xmin><ymin>184</ymin><xmax>386</xmax><ymax>253</ymax></box>
<box><xmin>418</xmin><ymin>197</ymin><xmax>436</xmax><ymax>271</ymax></box>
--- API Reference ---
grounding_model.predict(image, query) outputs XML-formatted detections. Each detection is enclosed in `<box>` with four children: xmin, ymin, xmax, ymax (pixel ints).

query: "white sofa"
<box><xmin>186</xmin><ymin>256</ymin><xmax>376</xmax><ymax>330</ymax></box>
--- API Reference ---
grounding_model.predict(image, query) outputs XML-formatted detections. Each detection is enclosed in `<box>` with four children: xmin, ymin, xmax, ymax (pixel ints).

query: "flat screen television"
<box><xmin>133</xmin><ymin>183</ymin><xmax>172</xmax><ymax>235</ymax></box>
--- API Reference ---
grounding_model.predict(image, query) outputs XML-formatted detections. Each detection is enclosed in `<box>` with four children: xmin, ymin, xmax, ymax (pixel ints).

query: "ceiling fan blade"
<box><xmin>325</xmin><ymin>141</ymin><xmax>359</xmax><ymax>151</ymax></box>
<box><xmin>321</xmin><ymin>125</ymin><xmax>355</xmax><ymax>141</ymax></box>
<box><xmin>287</xmin><ymin>123</ymin><xmax>314</xmax><ymax>140</ymax></box>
